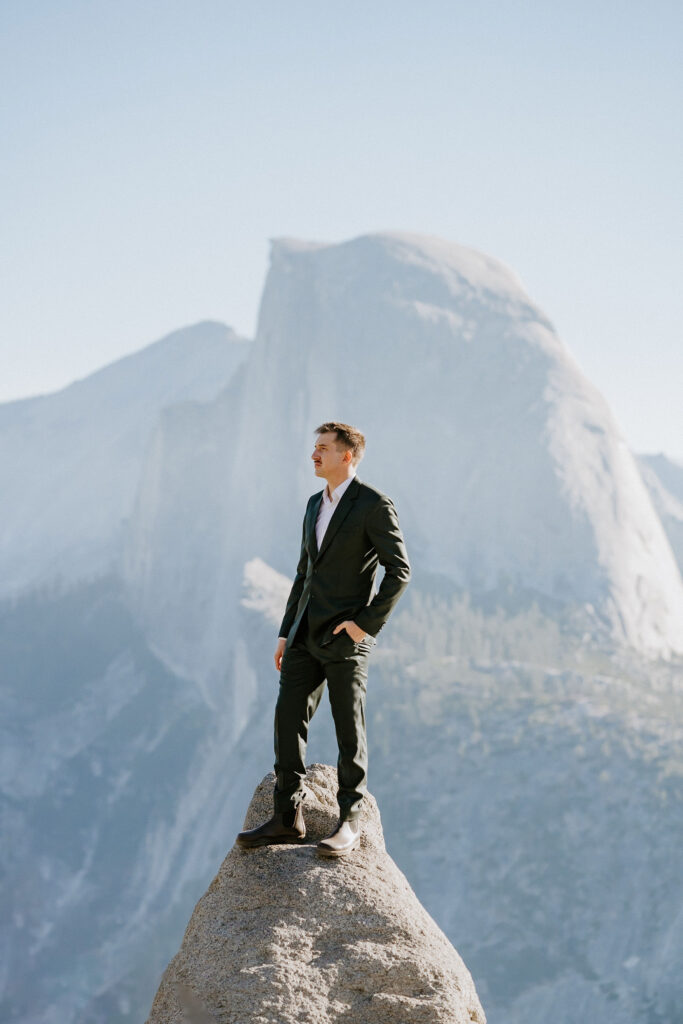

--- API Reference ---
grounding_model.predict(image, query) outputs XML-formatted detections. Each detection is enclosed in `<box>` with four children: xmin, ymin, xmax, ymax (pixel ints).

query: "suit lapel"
<box><xmin>307</xmin><ymin>491</ymin><xmax>324</xmax><ymax>559</ymax></box>
<box><xmin>315</xmin><ymin>476</ymin><xmax>361</xmax><ymax>562</ymax></box>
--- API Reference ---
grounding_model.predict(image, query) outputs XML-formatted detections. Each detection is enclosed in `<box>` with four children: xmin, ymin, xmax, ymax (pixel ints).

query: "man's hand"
<box><xmin>274</xmin><ymin>637</ymin><xmax>287</xmax><ymax>671</ymax></box>
<box><xmin>333</xmin><ymin>620</ymin><xmax>368</xmax><ymax>643</ymax></box>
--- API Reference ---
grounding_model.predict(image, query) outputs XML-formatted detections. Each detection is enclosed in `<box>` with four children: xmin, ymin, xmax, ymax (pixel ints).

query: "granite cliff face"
<box><xmin>0</xmin><ymin>320</ymin><xmax>249</xmax><ymax>602</ymax></box>
<box><xmin>146</xmin><ymin>764</ymin><xmax>486</xmax><ymax>1024</ymax></box>
<box><xmin>124</xmin><ymin>232</ymin><xmax>683</xmax><ymax>685</ymax></box>
<box><xmin>638</xmin><ymin>452</ymin><xmax>683</xmax><ymax>575</ymax></box>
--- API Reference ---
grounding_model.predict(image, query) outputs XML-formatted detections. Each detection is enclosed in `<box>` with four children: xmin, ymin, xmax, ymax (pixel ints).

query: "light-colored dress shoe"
<box><xmin>316</xmin><ymin>817</ymin><xmax>361</xmax><ymax>857</ymax></box>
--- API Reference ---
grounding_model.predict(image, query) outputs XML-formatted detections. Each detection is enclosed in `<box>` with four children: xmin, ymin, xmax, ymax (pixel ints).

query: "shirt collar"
<box><xmin>323</xmin><ymin>470</ymin><xmax>356</xmax><ymax>505</ymax></box>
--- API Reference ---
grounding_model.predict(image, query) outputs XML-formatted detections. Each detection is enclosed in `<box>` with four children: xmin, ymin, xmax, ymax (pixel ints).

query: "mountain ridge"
<box><xmin>0</xmin><ymin>320</ymin><xmax>250</xmax><ymax>600</ymax></box>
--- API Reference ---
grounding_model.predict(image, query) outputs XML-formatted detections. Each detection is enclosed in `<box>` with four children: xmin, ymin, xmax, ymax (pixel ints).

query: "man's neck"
<box><xmin>324</xmin><ymin>468</ymin><xmax>355</xmax><ymax>498</ymax></box>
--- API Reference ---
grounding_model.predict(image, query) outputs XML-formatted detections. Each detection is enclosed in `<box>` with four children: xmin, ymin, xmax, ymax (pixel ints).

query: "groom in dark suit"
<box><xmin>236</xmin><ymin>421</ymin><xmax>411</xmax><ymax>856</ymax></box>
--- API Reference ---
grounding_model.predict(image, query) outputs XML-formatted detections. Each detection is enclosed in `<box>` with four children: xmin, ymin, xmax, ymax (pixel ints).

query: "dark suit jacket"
<box><xmin>279</xmin><ymin>476</ymin><xmax>411</xmax><ymax>650</ymax></box>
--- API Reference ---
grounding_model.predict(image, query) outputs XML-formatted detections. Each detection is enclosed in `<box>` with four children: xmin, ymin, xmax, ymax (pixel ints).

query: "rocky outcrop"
<box><xmin>146</xmin><ymin>764</ymin><xmax>486</xmax><ymax>1024</ymax></box>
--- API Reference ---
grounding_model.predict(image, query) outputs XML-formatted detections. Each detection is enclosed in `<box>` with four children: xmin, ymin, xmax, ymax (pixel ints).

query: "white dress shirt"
<box><xmin>315</xmin><ymin>470</ymin><xmax>356</xmax><ymax>550</ymax></box>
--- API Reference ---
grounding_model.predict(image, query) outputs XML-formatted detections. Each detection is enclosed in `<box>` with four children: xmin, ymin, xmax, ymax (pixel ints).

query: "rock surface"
<box><xmin>145</xmin><ymin>764</ymin><xmax>486</xmax><ymax>1024</ymax></box>
<box><xmin>638</xmin><ymin>452</ymin><xmax>683</xmax><ymax>575</ymax></box>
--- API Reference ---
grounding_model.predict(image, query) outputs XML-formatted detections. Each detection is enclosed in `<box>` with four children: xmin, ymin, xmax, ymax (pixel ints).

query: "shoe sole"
<box><xmin>235</xmin><ymin>834</ymin><xmax>306</xmax><ymax>849</ymax></box>
<box><xmin>315</xmin><ymin>836</ymin><xmax>360</xmax><ymax>857</ymax></box>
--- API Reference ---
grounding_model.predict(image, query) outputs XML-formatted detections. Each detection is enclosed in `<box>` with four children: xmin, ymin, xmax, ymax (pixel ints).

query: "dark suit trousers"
<box><xmin>273</xmin><ymin>608</ymin><xmax>373</xmax><ymax>821</ymax></box>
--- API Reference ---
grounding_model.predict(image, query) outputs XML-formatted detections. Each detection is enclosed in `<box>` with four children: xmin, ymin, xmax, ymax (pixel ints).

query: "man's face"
<box><xmin>311</xmin><ymin>431</ymin><xmax>352</xmax><ymax>479</ymax></box>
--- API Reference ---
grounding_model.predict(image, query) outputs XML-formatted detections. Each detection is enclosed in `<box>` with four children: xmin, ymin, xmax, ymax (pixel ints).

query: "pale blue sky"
<box><xmin>1</xmin><ymin>1</ymin><xmax>681</xmax><ymax>457</ymax></box>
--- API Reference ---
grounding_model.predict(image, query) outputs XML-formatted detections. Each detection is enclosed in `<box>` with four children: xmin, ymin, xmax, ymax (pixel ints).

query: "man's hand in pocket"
<box><xmin>333</xmin><ymin>620</ymin><xmax>368</xmax><ymax>643</ymax></box>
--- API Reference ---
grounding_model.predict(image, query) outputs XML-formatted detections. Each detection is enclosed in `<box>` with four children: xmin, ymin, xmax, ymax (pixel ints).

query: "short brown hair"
<box><xmin>315</xmin><ymin>421</ymin><xmax>366</xmax><ymax>466</ymax></box>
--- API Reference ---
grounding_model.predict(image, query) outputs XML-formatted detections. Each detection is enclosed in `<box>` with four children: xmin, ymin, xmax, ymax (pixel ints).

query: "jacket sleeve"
<box><xmin>353</xmin><ymin>496</ymin><xmax>411</xmax><ymax>638</ymax></box>
<box><xmin>278</xmin><ymin>506</ymin><xmax>310</xmax><ymax>639</ymax></box>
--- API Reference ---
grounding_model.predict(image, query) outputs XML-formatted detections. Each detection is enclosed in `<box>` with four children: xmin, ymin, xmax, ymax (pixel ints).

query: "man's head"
<box><xmin>311</xmin><ymin>421</ymin><xmax>366</xmax><ymax>484</ymax></box>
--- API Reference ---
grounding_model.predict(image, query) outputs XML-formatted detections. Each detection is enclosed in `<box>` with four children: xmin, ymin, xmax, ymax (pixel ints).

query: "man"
<box><xmin>236</xmin><ymin>421</ymin><xmax>411</xmax><ymax>857</ymax></box>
